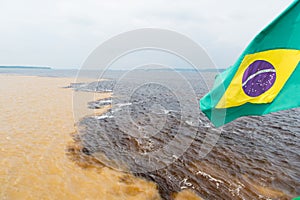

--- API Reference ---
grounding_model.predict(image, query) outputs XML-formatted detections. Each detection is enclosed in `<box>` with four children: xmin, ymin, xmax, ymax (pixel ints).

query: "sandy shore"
<box><xmin>0</xmin><ymin>74</ymin><xmax>202</xmax><ymax>200</ymax></box>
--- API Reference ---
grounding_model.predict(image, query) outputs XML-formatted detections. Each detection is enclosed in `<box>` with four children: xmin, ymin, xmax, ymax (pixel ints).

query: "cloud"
<box><xmin>0</xmin><ymin>0</ymin><xmax>294</xmax><ymax>68</ymax></box>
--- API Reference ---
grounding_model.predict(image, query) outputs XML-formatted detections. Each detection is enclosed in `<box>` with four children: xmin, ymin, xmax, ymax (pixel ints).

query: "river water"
<box><xmin>71</xmin><ymin>69</ymin><xmax>300</xmax><ymax>200</ymax></box>
<box><xmin>1</xmin><ymin>68</ymin><xmax>299</xmax><ymax>199</ymax></box>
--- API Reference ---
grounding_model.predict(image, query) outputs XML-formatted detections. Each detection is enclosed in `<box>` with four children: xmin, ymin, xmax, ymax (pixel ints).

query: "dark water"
<box><xmin>70</xmin><ymin>70</ymin><xmax>300</xmax><ymax>200</ymax></box>
<box><xmin>9</xmin><ymin>68</ymin><xmax>298</xmax><ymax>199</ymax></box>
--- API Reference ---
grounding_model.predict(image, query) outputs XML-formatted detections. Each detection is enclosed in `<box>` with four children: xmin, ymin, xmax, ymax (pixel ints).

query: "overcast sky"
<box><xmin>0</xmin><ymin>0</ymin><xmax>294</xmax><ymax>69</ymax></box>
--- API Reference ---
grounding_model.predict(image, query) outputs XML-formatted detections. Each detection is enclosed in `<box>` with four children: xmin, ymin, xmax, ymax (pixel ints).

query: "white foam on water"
<box><xmin>116</xmin><ymin>103</ymin><xmax>132</xmax><ymax>107</ymax></box>
<box><xmin>109</xmin><ymin>102</ymin><xmax>132</xmax><ymax>113</ymax></box>
<box><xmin>179</xmin><ymin>178</ymin><xmax>195</xmax><ymax>190</ymax></box>
<box><xmin>196</xmin><ymin>170</ymin><xmax>224</xmax><ymax>189</ymax></box>
<box><xmin>229</xmin><ymin>185</ymin><xmax>243</xmax><ymax>197</ymax></box>
<box><xmin>155</xmin><ymin>109</ymin><xmax>180</xmax><ymax>115</ymax></box>
<box><xmin>227</xmin><ymin>181</ymin><xmax>245</xmax><ymax>198</ymax></box>
<box><xmin>185</xmin><ymin>120</ymin><xmax>199</xmax><ymax>127</ymax></box>
<box><xmin>94</xmin><ymin>115</ymin><xmax>114</xmax><ymax>120</ymax></box>
<box><xmin>99</xmin><ymin>99</ymin><xmax>112</xmax><ymax>104</ymax></box>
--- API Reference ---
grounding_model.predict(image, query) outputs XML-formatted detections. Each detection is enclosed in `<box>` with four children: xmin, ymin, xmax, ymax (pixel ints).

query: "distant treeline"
<box><xmin>0</xmin><ymin>66</ymin><xmax>51</xmax><ymax>69</ymax></box>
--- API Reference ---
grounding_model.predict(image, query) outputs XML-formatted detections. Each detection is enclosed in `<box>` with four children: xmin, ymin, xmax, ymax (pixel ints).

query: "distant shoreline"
<box><xmin>0</xmin><ymin>66</ymin><xmax>51</xmax><ymax>70</ymax></box>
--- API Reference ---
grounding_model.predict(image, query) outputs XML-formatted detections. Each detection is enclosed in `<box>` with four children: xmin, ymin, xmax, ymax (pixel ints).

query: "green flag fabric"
<box><xmin>200</xmin><ymin>0</ymin><xmax>300</xmax><ymax>127</ymax></box>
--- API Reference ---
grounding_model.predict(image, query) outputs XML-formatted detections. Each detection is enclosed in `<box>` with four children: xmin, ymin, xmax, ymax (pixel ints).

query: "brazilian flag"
<box><xmin>200</xmin><ymin>0</ymin><xmax>300</xmax><ymax>127</ymax></box>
